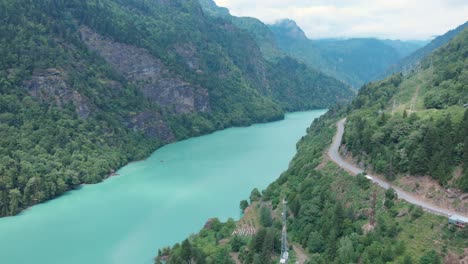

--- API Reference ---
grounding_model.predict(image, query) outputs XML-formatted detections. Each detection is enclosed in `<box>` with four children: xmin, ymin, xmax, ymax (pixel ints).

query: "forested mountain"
<box><xmin>269</xmin><ymin>19</ymin><xmax>425</xmax><ymax>88</ymax></box>
<box><xmin>199</xmin><ymin>0</ymin><xmax>281</xmax><ymax>59</ymax></box>
<box><xmin>157</xmin><ymin>26</ymin><xmax>468</xmax><ymax>264</ymax></box>
<box><xmin>343</xmin><ymin>27</ymin><xmax>468</xmax><ymax>191</ymax></box>
<box><xmin>386</xmin><ymin>21</ymin><xmax>468</xmax><ymax>76</ymax></box>
<box><xmin>198</xmin><ymin>1</ymin><xmax>423</xmax><ymax>89</ymax></box>
<box><xmin>0</xmin><ymin>0</ymin><xmax>354</xmax><ymax>216</ymax></box>
<box><xmin>198</xmin><ymin>0</ymin><xmax>354</xmax><ymax>103</ymax></box>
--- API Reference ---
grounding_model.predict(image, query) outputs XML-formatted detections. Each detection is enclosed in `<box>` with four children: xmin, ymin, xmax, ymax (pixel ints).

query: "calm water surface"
<box><xmin>0</xmin><ymin>110</ymin><xmax>326</xmax><ymax>264</ymax></box>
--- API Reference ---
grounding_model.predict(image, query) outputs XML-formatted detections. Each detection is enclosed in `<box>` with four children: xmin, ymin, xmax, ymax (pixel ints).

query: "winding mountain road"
<box><xmin>328</xmin><ymin>118</ymin><xmax>467</xmax><ymax>218</ymax></box>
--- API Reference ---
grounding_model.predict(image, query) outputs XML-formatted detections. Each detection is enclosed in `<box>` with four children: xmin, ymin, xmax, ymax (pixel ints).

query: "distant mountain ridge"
<box><xmin>197</xmin><ymin>1</ymin><xmax>419</xmax><ymax>89</ymax></box>
<box><xmin>385</xmin><ymin>21</ymin><xmax>468</xmax><ymax>76</ymax></box>
<box><xmin>269</xmin><ymin>19</ymin><xmax>425</xmax><ymax>88</ymax></box>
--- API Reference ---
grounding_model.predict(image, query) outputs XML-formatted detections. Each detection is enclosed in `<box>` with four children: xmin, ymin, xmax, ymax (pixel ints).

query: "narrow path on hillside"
<box><xmin>327</xmin><ymin>118</ymin><xmax>468</xmax><ymax>218</ymax></box>
<box><xmin>409</xmin><ymin>84</ymin><xmax>421</xmax><ymax>113</ymax></box>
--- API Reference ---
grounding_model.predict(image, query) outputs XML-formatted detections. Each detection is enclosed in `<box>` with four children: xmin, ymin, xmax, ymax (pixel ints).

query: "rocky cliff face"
<box><xmin>24</xmin><ymin>68</ymin><xmax>92</xmax><ymax>119</ymax></box>
<box><xmin>79</xmin><ymin>27</ymin><xmax>210</xmax><ymax>114</ymax></box>
<box><xmin>173</xmin><ymin>42</ymin><xmax>202</xmax><ymax>72</ymax></box>
<box><xmin>126</xmin><ymin>111</ymin><xmax>175</xmax><ymax>142</ymax></box>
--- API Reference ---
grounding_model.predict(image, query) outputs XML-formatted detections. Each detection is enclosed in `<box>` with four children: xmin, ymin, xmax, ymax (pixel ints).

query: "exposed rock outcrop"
<box><xmin>126</xmin><ymin>111</ymin><xmax>175</xmax><ymax>143</ymax></box>
<box><xmin>24</xmin><ymin>68</ymin><xmax>92</xmax><ymax>119</ymax></box>
<box><xmin>173</xmin><ymin>42</ymin><xmax>202</xmax><ymax>72</ymax></box>
<box><xmin>79</xmin><ymin>27</ymin><xmax>210</xmax><ymax>114</ymax></box>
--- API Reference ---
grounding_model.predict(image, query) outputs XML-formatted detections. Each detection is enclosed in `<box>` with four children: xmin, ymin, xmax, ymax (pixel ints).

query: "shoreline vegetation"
<box><xmin>0</xmin><ymin>0</ymin><xmax>353</xmax><ymax>217</ymax></box>
<box><xmin>155</xmin><ymin>26</ymin><xmax>468</xmax><ymax>264</ymax></box>
<box><xmin>156</xmin><ymin>110</ymin><xmax>468</xmax><ymax>264</ymax></box>
<box><xmin>5</xmin><ymin>112</ymin><xmax>287</xmax><ymax>218</ymax></box>
<box><xmin>6</xmin><ymin>110</ymin><xmax>328</xmax><ymax>218</ymax></box>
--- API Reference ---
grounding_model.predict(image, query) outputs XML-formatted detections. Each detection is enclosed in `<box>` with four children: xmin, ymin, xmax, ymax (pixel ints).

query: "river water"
<box><xmin>0</xmin><ymin>110</ymin><xmax>325</xmax><ymax>264</ymax></box>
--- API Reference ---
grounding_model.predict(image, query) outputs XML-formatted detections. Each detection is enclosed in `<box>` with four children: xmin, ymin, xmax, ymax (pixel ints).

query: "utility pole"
<box><xmin>280</xmin><ymin>199</ymin><xmax>289</xmax><ymax>264</ymax></box>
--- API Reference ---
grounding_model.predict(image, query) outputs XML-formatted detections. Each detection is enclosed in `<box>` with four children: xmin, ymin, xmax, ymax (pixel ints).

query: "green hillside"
<box><xmin>197</xmin><ymin>0</ymin><xmax>352</xmax><ymax>106</ymax></box>
<box><xmin>344</xmin><ymin>28</ymin><xmax>468</xmax><ymax>190</ymax></box>
<box><xmin>0</xmin><ymin>0</ymin><xmax>353</xmax><ymax>216</ymax></box>
<box><xmin>156</xmin><ymin>104</ymin><xmax>468</xmax><ymax>264</ymax></box>
<box><xmin>198</xmin><ymin>0</ymin><xmax>281</xmax><ymax>59</ymax></box>
<box><xmin>198</xmin><ymin>1</ymin><xmax>418</xmax><ymax>90</ymax></box>
<box><xmin>156</xmin><ymin>24</ymin><xmax>468</xmax><ymax>264</ymax></box>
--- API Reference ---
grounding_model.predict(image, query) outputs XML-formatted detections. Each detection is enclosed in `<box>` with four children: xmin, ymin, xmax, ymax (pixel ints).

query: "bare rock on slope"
<box><xmin>24</xmin><ymin>68</ymin><xmax>92</xmax><ymax>119</ymax></box>
<box><xmin>79</xmin><ymin>27</ymin><xmax>210</xmax><ymax>114</ymax></box>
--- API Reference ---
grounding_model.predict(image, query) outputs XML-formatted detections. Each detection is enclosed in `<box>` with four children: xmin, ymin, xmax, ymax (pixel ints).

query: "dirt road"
<box><xmin>328</xmin><ymin>118</ymin><xmax>467</xmax><ymax>218</ymax></box>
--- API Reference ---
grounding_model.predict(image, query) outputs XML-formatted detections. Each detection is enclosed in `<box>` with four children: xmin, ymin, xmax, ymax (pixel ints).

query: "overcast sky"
<box><xmin>214</xmin><ymin>0</ymin><xmax>468</xmax><ymax>40</ymax></box>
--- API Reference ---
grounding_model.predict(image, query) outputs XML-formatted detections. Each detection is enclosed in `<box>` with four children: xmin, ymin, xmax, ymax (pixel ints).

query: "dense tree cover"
<box><xmin>155</xmin><ymin>213</ymin><xmax>283</xmax><ymax>264</ymax></box>
<box><xmin>344</xmin><ymin>109</ymin><xmax>468</xmax><ymax>188</ymax></box>
<box><xmin>263</xmin><ymin>112</ymin><xmax>466</xmax><ymax>263</ymax></box>
<box><xmin>159</xmin><ymin>109</ymin><xmax>467</xmax><ymax>263</ymax></box>
<box><xmin>0</xmin><ymin>0</ymin><xmax>354</xmax><ymax>216</ymax></box>
<box><xmin>157</xmin><ymin>27</ymin><xmax>468</xmax><ymax>263</ymax></box>
<box><xmin>267</xmin><ymin>57</ymin><xmax>353</xmax><ymax>111</ymax></box>
<box><xmin>0</xmin><ymin>0</ymin><xmax>165</xmax><ymax>216</ymax></box>
<box><xmin>260</xmin><ymin>115</ymin><xmax>409</xmax><ymax>263</ymax></box>
<box><xmin>198</xmin><ymin>0</ymin><xmax>281</xmax><ymax>60</ymax></box>
<box><xmin>197</xmin><ymin>0</ymin><xmax>355</xmax><ymax>109</ymax></box>
<box><xmin>155</xmin><ymin>218</ymin><xmax>237</xmax><ymax>264</ymax></box>
<box><xmin>238</xmin><ymin>226</ymin><xmax>282</xmax><ymax>264</ymax></box>
<box><xmin>343</xmin><ymin>28</ymin><xmax>468</xmax><ymax>190</ymax></box>
<box><xmin>285</xmin><ymin>171</ymin><xmax>407</xmax><ymax>263</ymax></box>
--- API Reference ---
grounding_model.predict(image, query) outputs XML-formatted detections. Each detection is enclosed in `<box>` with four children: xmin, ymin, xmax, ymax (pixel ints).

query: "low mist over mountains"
<box><xmin>269</xmin><ymin>19</ymin><xmax>425</xmax><ymax>88</ymax></box>
<box><xmin>200</xmin><ymin>0</ymin><xmax>444</xmax><ymax>89</ymax></box>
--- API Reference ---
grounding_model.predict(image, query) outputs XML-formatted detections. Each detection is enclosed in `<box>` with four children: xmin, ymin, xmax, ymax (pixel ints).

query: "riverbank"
<box><xmin>157</xmin><ymin>113</ymin><xmax>468</xmax><ymax>264</ymax></box>
<box><xmin>0</xmin><ymin>110</ymin><xmax>326</xmax><ymax>264</ymax></box>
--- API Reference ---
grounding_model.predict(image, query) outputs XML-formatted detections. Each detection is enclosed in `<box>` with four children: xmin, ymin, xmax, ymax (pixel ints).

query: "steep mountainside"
<box><xmin>269</xmin><ymin>19</ymin><xmax>425</xmax><ymax>88</ymax></box>
<box><xmin>386</xmin><ymin>21</ymin><xmax>468</xmax><ymax>75</ymax></box>
<box><xmin>344</xmin><ymin>28</ymin><xmax>468</xmax><ymax>191</ymax></box>
<box><xmin>156</xmin><ymin>27</ymin><xmax>468</xmax><ymax>264</ymax></box>
<box><xmin>197</xmin><ymin>0</ymin><xmax>353</xmax><ymax>106</ymax></box>
<box><xmin>0</xmin><ymin>0</ymin><xmax>353</xmax><ymax>216</ymax></box>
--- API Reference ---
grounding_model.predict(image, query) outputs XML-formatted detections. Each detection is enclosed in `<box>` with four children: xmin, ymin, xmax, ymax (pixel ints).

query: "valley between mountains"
<box><xmin>0</xmin><ymin>0</ymin><xmax>467</xmax><ymax>264</ymax></box>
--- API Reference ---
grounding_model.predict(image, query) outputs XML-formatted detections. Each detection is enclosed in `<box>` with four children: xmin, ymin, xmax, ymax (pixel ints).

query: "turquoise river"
<box><xmin>0</xmin><ymin>110</ymin><xmax>326</xmax><ymax>264</ymax></box>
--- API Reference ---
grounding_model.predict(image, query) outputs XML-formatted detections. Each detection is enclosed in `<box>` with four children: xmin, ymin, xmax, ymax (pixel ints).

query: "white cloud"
<box><xmin>214</xmin><ymin>0</ymin><xmax>468</xmax><ymax>40</ymax></box>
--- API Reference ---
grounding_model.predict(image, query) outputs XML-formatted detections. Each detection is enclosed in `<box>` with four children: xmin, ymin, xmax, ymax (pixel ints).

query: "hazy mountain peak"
<box><xmin>198</xmin><ymin>0</ymin><xmax>230</xmax><ymax>17</ymax></box>
<box><xmin>270</xmin><ymin>19</ymin><xmax>308</xmax><ymax>40</ymax></box>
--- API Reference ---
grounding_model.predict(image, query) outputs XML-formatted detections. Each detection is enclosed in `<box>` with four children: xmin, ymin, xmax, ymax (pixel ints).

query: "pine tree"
<box><xmin>181</xmin><ymin>239</ymin><xmax>192</xmax><ymax>264</ymax></box>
